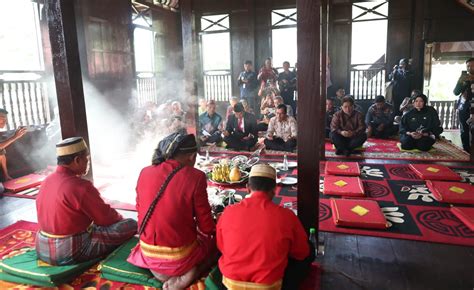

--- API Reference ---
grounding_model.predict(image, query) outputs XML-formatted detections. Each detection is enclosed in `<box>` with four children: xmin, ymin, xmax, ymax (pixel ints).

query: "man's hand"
<box><xmin>410</xmin><ymin>131</ymin><xmax>422</xmax><ymax>139</ymax></box>
<box><xmin>200</xmin><ymin>135</ymin><xmax>209</xmax><ymax>142</ymax></box>
<box><xmin>377</xmin><ymin>123</ymin><xmax>385</xmax><ymax>131</ymax></box>
<box><xmin>242</xmin><ymin>135</ymin><xmax>251</xmax><ymax>140</ymax></box>
<box><xmin>267</xmin><ymin>135</ymin><xmax>274</xmax><ymax>141</ymax></box>
<box><xmin>223</xmin><ymin>130</ymin><xmax>230</xmax><ymax>137</ymax></box>
<box><xmin>14</xmin><ymin>127</ymin><xmax>27</xmax><ymax>140</ymax></box>
<box><xmin>341</xmin><ymin>131</ymin><xmax>353</xmax><ymax>138</ymax></box>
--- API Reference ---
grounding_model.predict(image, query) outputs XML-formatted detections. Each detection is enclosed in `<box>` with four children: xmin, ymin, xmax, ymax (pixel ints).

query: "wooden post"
<box><xmin>46</xmin><ymin>0</ymin><xmax>89</xmax><ymax>141</ymax></box>
<box><xmin>297</xmin><ymin>0</ymin><xmax>321</xmax><ymax>233</ymax></box>
<box><xmin>46</xmin><ymin>0</ymin><xmax>92</xmax><ymax>176</ymax></box>
<box><xmin>180</xmin><ymin>0</ymin><xmax>198</xmax><ymax>136</ymax></box>
<box><xmin>320</xmin><ymin>0</ymin><xmax>328</xmax><ymax>160</ymax></box>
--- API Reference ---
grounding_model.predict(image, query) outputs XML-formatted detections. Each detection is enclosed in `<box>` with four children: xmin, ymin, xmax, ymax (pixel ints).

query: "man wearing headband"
<box><xmin>0</xmin><ymin>108</ymin><xmax>28</xmax><ymax>180</ymax></box>
<box><xmin>223</xmin><ymin>102</ymin><xmax>258</xmax><ymax>151</ymax></box>
<box><xmin>216</xmin><ymin>164</ymin><xmax>313</xmax><ymax>290</ymax></box>
<box><xmin>35</xmin><ymin>137</ymin><xmax>137</xmax><ymax>265</ymax></box>
<box><xmin>128</xmin><ymin>132</ymin><xmax>217</xmax><ymax>290</ymax></box>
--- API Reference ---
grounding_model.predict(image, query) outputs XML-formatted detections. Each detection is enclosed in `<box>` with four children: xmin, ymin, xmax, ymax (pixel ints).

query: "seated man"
<box><xmin>325</xmin><ymin>98</ymin><xmax>338</xmax><ymax>138</ymax></box>
<box><xmin>198</xmin><ymin>100</ymin><xmax>222</xmax><ymax>145</ymax></box>
<box><xmin>36</xmin><ymin>137</ymin><xmax>137</xmax><ymax>265</ymax></box>
<box><xmin>273</xmin><ymin>95</ymin><xmax>294</xmax><ymax>117</ymax></box>
<box><xmin>223</xmin><ymin>103</ymin><xmax>258</xmax><ymax>151</ymax></box>
<box><xmin>217</xmin><ymin>164</ymin><xmax>313</xmax><ymax>290</ymax></box>
<box><xmin>225</xmin><ymin>96</ymin><xmax>240</xmax><ymax>123</ymax></box>
<box><xmin>128</xmin><ymin>133</ymin><xmax>217</xmax><ymax>290</ymax></box>
<box><xmin>330</xmin><ymin>96</ymin><xmax>367</xmax><ymax>156</ymax></box>
<box><xmin>264</xmin><ymin>104</ymin><xmax>297</xmax><ymax>152</ymax></box>
<box><xmin>365</xmin><ymin>95</ymin><xmax>396</xmax><ymax>139</ymax></box>
<box><xmin>0</xmin><ymin>109</ymin><xmax>27</xmax><ymax>180</ymax></box>
<box><xmin>399</xmin><ymin>94</ymin><xmax>443</xmax><ymax>151</ymax></box>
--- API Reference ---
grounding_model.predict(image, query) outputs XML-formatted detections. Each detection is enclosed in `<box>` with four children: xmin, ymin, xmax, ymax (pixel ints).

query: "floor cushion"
<box><xmin>323</xmin><ymin>176</ymin><xmax>365</xmax><ymax>197</ymax></box>
<box><xmin>331</xmin><ymin>198</ymin><xmax>388</xmax><ymax>230</ymax></box>
<box><xmin>0</xmin><ymin>249</ymin><xmax>98</xmax><ymax>287</ymax></box>
<box><xmin>3</xmin><ymin>174</ymin><xmax>45</xmax><ymax>193</ymax></box>
<box><xmin>450</xmin><ymin>207</ymin><xmax>474</xmax><ymax>231</ymax></box>
<box><xmin>99</xmin><ymin>237</ymin><xmax>163</xmax><ymax>288</ymax></box>
<box><xmin>426</xmin><ymin>181</ymin><xmax>474</xmax><ymax>205</ymax></box>
<box><xmin>324</xmin><ymin>161</ymin><xmax>360</xmax><ymax>176</ymax></box>
<box><xmin>408</xmin><ymin>164</ymin><xmax>462</xmax><ymax>181</ymax></box>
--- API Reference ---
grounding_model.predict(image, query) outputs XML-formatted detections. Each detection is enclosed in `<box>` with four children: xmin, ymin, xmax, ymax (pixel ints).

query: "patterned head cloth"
<box><xmin>56</xmin><ymin>137</ymin><xmax>88</xmax><ymax>156</ymax></box>
<box><xmin>152</xmin><ymin>131</ymin><xmax>198</xmax><ymax>165</ymax></box>
<box><xmin>249</xmin><ymin>164</ymin><xmax>276</xmax><ymax>180</ymax></box>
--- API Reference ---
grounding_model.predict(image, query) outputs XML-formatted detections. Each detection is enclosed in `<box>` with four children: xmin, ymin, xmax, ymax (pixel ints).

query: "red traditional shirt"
<box><xmin>36</xmin><ymin>166</ymin><xmax>122</xmax><ymax>235</ymax></box>
<box><xmin>217</xmin><ymin>191</ymin><xmax>309</xmax><ymax>284</ymax></box>
<box><xmin>136</xmin><ymin>159</ymin><xmax>215</xmax><ymax>247</ymax></box>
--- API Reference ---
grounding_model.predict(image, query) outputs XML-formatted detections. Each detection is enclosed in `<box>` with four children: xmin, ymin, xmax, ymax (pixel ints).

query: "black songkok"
<box><xmin>152</xmin><ymin>131</ymin><xmax>198</xmax><ymax>165</ymax></box>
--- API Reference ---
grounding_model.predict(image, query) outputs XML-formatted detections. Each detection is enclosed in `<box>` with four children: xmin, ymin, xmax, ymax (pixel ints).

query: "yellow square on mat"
<box><xmin>37</xmin><ymin>260</ymin><xmax>53</xmax><ymax>267</ymax></box>
<box><xmin>351</xmin><ymin>205</ymin><xmax>369</xmax><ymax>216</ymax></box>
<box><xmin>426</xmin><ymin>167</ymin><xmax>440</xmax><ymax>173</ymax></box>
<box><xmin>334</xmin><ymin>180</ymin><xmax>348</xmax><ymax>187</ymax></box>
<box><xmin>337</xmin><ymin>164</ymin><xmax>350</xmax><ymax>170</ymax></box>
<box><xmin>15</xmin><ymin>178</ymin><xmax>31</xmax><ymax>184</ymax></box>
<box><xmin>449</xmin><ymin>186</ymin><xmax>465</xmax><ymax>194</ymax></box>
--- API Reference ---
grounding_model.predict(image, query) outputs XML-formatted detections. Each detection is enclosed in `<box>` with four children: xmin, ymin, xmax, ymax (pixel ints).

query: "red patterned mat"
<box><xmin>324</xmin><ymin>138</ymin><xmax>469</xmax><ymax>162</ymax></box>
<box><xmin>0</xmin><ymin>221</ymin><xmax>206</xmax><ymax>289</ymax></box>
<box><xmin>0</xmin><ymin>221</ymin><xmax>320</xmax><ymax>290</ymax></box>
<box><xmin>215</xmin><ymin>162</ymin><xmax>474</xmax><ymax>247</ymax></box>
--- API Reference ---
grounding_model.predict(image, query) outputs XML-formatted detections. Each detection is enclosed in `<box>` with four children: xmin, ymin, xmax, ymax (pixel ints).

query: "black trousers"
<box><xmin>264</xmin><ymin>137</ymin><xmax>297</xmax><ymax>152</ymax></box>
<box><xmin>400</xmin><ymin>134</ymin><xmax>435</xmax><ymax>151</ymax></box>
<box><xmin>224</xmin><ymin>134</ymin><xmax>257</xmax><ymax>151</ymax></box>
<box><xmin>281</xmin><ymin>90</ymin><xmax>296</xmax><ymax>117</ymax></box>
<box><xmin>281</xmin><ymin>242</ymin><xmax>315</xmax><ymax>290</ymax></box>
<box><xmin>368</xmin><ymin>122</ymin><xmax>397</xmax><ymax>139</ymax></box>
<box><xmin>459</xmin><ymin>109</ymin><xmax>471</xmax><ymax>152</ymax></box>
<box><xmin>330</xmin><ymin>132</ymin><xmax>367</xmax><ymax>151</ymax></box>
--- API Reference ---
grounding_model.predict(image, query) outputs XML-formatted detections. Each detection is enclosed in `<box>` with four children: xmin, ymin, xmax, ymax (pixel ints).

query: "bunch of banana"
<box><xmin>211</xmin><ymin>164</ymin><xmax>231</xmax><ymax>182</ymax></box>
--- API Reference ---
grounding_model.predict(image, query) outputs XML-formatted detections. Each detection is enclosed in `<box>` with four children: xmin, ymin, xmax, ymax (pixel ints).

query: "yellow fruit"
<box><xmin>229</xmin><ymin>167</ymin><xmax>241</xmax><ymax>182</ymax></box>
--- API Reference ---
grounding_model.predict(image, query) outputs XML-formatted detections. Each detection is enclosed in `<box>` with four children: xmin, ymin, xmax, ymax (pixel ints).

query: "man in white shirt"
<box><xmin>264</xmin><ymin>104</ymin><xmax>297</xmax><ymax>152</ymax></box>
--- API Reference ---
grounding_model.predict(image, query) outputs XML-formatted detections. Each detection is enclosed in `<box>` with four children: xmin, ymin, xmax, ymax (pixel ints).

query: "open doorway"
<box><xmin>423</xmin><ymin>41</ymin><xmax>474</xmax><ymax>148</ymax></box>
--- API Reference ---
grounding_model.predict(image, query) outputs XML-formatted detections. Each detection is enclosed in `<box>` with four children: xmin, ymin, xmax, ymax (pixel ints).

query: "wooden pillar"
<box><xmin>46</xmin><ymin>0</ymin><xmax>90</xmax><ymax>143</ymax></box>
<box><xmin>320</xmin><ymin>0</ymin><xmax>328</xmax><ymax>160</ymax></box>
<box><xmin>297</xmin><ymin>0</ymin><xmax>321</xmax><ymax>233</ymax></box>
<box><xmin>180</xmin><ymin>0</ymin><xmax>198</xmax><ymax>136</ymax></box>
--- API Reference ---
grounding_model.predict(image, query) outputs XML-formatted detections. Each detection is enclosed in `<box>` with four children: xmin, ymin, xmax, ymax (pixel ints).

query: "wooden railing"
<box><xmin>430</xmin><ymin>100</ymin><xmax>459</xmax><ymax>130</ymax></box>
<box><xmin>350</xmin><ymin>65</ymin><xmax>386</xmax><ymax>100</ymax></box>
<box><xmin>0</xmin><ymin>72</ymin><xmax>52</xmax><ymax>131</ymax></box>
<box><xmin>203</xmin><ymin>71</ymin><xmax>232</xmax><ymax>102</ymax></box>
<box><xmin>136</xmin><ymin>73</ymin><xmax>158</xmax><ymax>107</ymax></box>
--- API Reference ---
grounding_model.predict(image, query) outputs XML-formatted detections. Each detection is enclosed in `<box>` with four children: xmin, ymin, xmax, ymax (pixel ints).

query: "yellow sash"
<box><xmin>139</xmin><ymin>239</ymin><xmax>197</xmax><ymax>260</ymax></box>
<box><xmin>222</xmin><ymin>276</ymin><xmax>282</xmax><ymax>290</ymax></box>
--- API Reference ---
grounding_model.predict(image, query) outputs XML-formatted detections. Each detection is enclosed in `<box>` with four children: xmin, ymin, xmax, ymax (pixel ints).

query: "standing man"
<box><xmin>217</xmin><ymin>164</ymin><xmax>313</xmax><ymax>290</ymax></box>
<box><xmin>237</xmin><ymin>60</ymin><xmax>258</xmax><ymax>113</ymax></box>
<box><xmin>278</xmin><ymin>61</ymin><xmax>297</xmax><ymax>116</ymax></box>
<box><xmin>36</xmin><ymin>137</ymin><xmax>137</xmax><ymax>265</ymax></box>
<box><xmin>223</xmin><ymin>103</ymin><xmax>258</xmax><ymax>151</ymax></box>
<box><xmin>264</xmin><ymin>104</ymin><xmax>298</xmax><ymax>152</ymax></box>
<box><xmin>389</xmin><ymin>58</ymin><xmax>414</xmax><ymax>116</ymax></box>
<box><xmin>0</xmin><ymin>109</ymin><xmax>27</xmax><ymax>180</ymax></box>
<box><xmin>330</xmin><ymin>96</ymin><xmax>367</xmax><ymax>156</ymax></box>
<box><xmin>198</xmin><ymin>100</ymin><xmax>223</xmax><ymax>145</ymax></box>
<box><xmin>454</xmin><ymin>58</ymin><xmax>474</xmax><ymax>152</ymax></box>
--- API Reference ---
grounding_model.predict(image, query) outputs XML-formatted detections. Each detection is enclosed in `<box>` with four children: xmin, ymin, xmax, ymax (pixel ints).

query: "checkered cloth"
<box><xmin>36</xmin><ymin>218</ymin><xmax>137</xmax><ymax>265</ymax></box>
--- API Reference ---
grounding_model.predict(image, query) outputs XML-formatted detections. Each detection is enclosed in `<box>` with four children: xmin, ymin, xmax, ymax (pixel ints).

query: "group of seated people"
<box><xmin>326</xmin><ymin>90</ymin><xmax>443</xmax><ymax>156</ymax></box>
<box><xmin>34</xmin><ymin>133</ymin><xmax>313</xmax><ymax>290</ymax></box>
<box><xmin>198</xmin><ymin>93</ymin><xmax>298</xmax><ymax>152</ymax></box>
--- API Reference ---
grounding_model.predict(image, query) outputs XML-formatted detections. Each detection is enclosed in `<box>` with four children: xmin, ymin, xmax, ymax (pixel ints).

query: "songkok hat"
<box><xmin>152</xmin><ymin>130</ymin><xmax>198</xmax><ymax>165</ymax></box>
<box><xmin>249</xmin><ymin>164</ymin><xmax>276</xmax><ymax>180</ymax></box>
<box><xmin>56</xmin><ymin>137</ymin><xmax>88</xmax><ymax>156</ymax></box>
<box><xmin>233</xmin><ymin>102</ymin><xmax>244</xmax><ymax>113</ymax></box>
<box><xmin>374</xmin><ymin>95</ymin><xmax>385</xmax><ymax>103</ymax></box>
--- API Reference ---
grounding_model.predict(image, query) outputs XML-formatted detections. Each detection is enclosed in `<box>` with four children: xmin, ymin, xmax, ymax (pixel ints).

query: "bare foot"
<box><xmin>163</xmin><ymin>267</ymin><xmax>198</xmax><ymax>290</ymax></box>
<box><xmin>5</xmin><ymin>175</ymin><xmax>12</xmax><ymax>181</ymax></box>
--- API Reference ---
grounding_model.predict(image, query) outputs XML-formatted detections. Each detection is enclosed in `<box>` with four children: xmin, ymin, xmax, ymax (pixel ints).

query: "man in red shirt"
<box><xmin>217</xmin><ymin>164</ymin><xmax>313</xmax><ymax>289</ymax></box>
<box><xmin>127</xmin><ymin>132</ymin><xmax>217</xmax><ymax>290</ymax></box>
<box><xmin>36</xmin><ymin>137</ymin><xmax>137</xmax><ymax>265</ymax></box>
